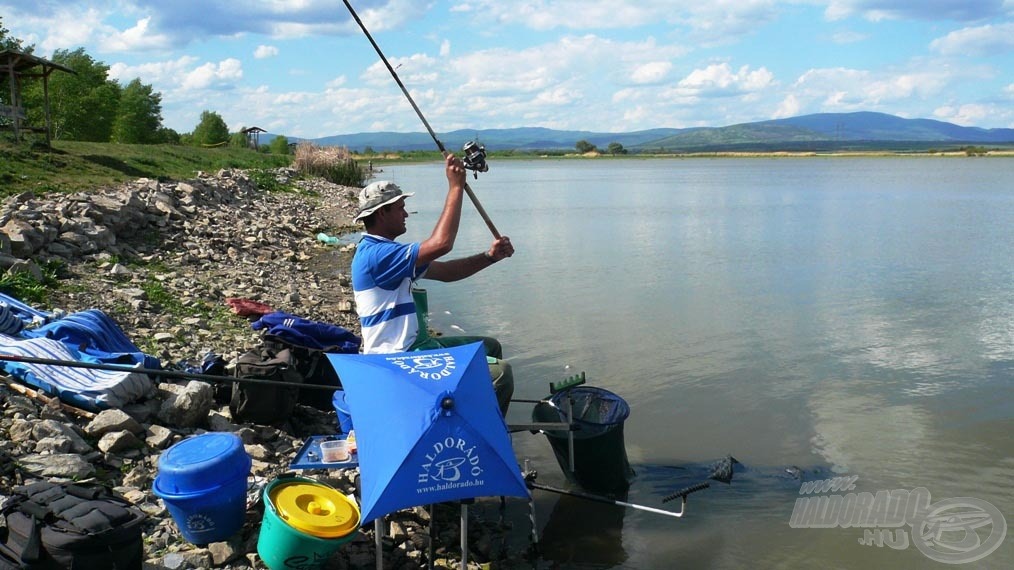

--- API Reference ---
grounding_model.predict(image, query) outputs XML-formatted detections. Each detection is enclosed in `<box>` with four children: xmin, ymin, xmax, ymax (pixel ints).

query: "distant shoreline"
<box><xmin>367</xmin><ymin>149</ymin><xmax>1014</xmax><ymax>164</ymax></box>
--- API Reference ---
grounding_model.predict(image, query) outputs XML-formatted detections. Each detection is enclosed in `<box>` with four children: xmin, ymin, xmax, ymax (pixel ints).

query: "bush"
<box><xmin>293</xmin><ymin>142</ymin><xmax>364</xmax><ymax>186</ymax></box>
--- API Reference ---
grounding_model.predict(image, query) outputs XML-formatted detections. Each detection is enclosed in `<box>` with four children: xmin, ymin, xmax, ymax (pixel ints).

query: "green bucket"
<box><xmin>257</xmin><ymin>476</ymin><xmax>360</xmax><ymax>570</ymax></box>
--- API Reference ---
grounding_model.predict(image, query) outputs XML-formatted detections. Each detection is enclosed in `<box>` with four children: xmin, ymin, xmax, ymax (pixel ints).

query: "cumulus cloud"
<box><xmin>98</xmin><ymin>17</ymin><xmax>174</xmax><ymax>52</ymax></box>
<box><xmin>773</xmin><ymin>94</ymin><xmax>802</xmax><ymax>118</ymax></box>
<box><xmin>677</xmin><ymin>63</ymin><xmax>775</xmax><ymax>96</ymax></box>
<box><xmin>932</xmin><ymin>103</ymin><xmax>993</xmax><ymax>125</ymax></box>
<box><xmin>181</xmin><ymin>58</ymin><xmax>244</xmax><ymax>90</ymax></box>
<box><xmin>254</xmin><ymin>45</ymin><xmax>279</xmax><ymax>59</ymax></box>
<box><xmin>108</xmin><ymin>56</ymin><xmax>201</xmax><ymax>85</ymax></box>
<box><xmin>630</xmin><ymin>61</ymin><xmax>672</xmax><ymax>84</ymax></box>
<box><xmin>930</xmin><ymin>23</ymin><xmax>1014</xmax><ymax>56</ymax></box>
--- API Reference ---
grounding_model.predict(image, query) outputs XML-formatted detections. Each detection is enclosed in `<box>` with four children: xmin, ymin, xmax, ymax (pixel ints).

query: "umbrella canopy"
<box><xmin>327</xmin><ymin>342</ymin><xmax>529</xmax><ymax>524</ymax></box>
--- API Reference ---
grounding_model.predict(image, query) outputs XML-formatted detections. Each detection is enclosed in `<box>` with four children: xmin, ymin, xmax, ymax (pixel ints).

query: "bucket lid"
<box><xmin>155</xmin><ymin>432</ymin><xmax>251</xmax><ymax>495</ymax></box>
<box><xmin>268</xmin><ymin>481</ymin><xmax>360</xmax><ymax>538</ymax></box>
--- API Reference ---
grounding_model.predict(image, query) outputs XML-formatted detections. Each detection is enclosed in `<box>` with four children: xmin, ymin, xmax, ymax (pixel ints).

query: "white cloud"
<box><xmin>32</xmin><ymin>7</ymin><xmax>105</xmax><ymax>54</ymax></box>
<box><xmin>363</xmin><ymin>54</ymin><xmax>439</xmax><ymax>88</ymax></box>
<box><xmin>108</xmin><ymin>56</ymin><xmax>201</xmax><ymax>84</ymax></box>
<box><xmin>98</xmin><ymin>17</ymin><xmax>174</xmax><ymax>52</ymax></box>
<box><xmin>933</xmin><ymin>103</ymin><xmax>996</xmax><ymax>126</ymax></box>
<box><xmin>439</xmin><ymin>39</ymin><xmax>451</xmax><ymax>57</ymax></box>
<box><xmin>773</xmin><ymin>94</ymin><xmax>801</xmax><ymax>118</ymax></box>
<box><xmin>677</xmin><ymin>63</ymin><xmax>775</xmax><ymax>96</ymax></box>
<box><xmin>181</xmin><ymin>58</ymin><xmax>244</xmax><ymax>90</ymax></box>
<box><xmin>930</xmin><ymin>23</ymin><xmax>1014</xmax><ymax>56</ymax></box>
<box><xmin>630</xmin><ymin>61</ymin><xmax>672</xmax><ymax>84</ymax></box>
<box><xmin>254</xmin><ymin>45</ymin><xmax>279</xmax><ymax>59</ymax></box>
<box><xmin>533</xmin><ymin>86</ymin><xmax>581</xmax><ymax>105</ymax></box>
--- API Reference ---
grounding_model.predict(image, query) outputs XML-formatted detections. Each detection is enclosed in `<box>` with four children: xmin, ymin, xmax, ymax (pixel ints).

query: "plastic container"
<box><xmin>257</xmin><ymin>476</ymin><xmax>360</xmax><ymax>570</ymax></box>
<box><xmin>532</xmin><ymin>386</ymin><xmax>635</xmax><ymax>493</ymax></box>
<box><xmin>332</xmin><ymin>390</ymin><xmax>353</xmax><ymax>434</ymax></box>
<box><xmin>320</xmin><ymin>439</ymin><xmax>349</xmax><ymax>463</ymax></box>
<box><xmin>153</xmin><ymin>432</ymin><xmax>251</xmax><ymax>544</ymax></box>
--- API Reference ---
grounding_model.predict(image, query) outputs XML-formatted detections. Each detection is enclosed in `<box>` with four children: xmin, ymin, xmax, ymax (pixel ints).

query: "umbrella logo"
<box><xmin>420</xmin><ymin>436</ymin><xmax>485</xmax><ymax>488</ymax></box>
<box><xmin>388</xmin><ymin>353</ymin><xmax>457</xmax><ymax>381</ymax></box>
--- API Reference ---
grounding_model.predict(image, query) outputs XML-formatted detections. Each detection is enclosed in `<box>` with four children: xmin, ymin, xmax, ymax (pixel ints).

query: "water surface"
<box><xmin>370</xmin><ymin>157</ymin><xmax>1013</xmax><ymax>568</ymax></box>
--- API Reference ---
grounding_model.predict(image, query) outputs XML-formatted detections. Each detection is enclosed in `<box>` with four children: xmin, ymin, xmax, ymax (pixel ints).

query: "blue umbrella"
<box><xmin>326</xmin><ymin>342</ymin><xmax>529</xmax><ymax>525</ymax></box>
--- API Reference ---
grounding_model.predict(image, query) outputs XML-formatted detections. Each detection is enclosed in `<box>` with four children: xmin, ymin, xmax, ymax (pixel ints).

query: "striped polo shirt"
<box><xmin>351</xmin><ymin>234</ymin><xmax>429</xmax><ymax>353</ymax></box>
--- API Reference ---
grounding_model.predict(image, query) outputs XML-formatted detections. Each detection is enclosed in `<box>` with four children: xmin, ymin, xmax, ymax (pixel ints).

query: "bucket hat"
<box><xmin>354</xmin><ymin>181</ymin><xmax>414</xmax><ymax>222</ymax></box>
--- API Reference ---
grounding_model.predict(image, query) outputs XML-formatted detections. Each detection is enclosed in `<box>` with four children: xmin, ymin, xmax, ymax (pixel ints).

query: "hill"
<box><xmin>0</xmin><ymin>140</ymin><xmax>291</xmax><ymax>198</ymax></box>
<box><xmin>292</xmin><ymin>112</ymin><xmax>1014</xmax><ymax>153</ymax></box>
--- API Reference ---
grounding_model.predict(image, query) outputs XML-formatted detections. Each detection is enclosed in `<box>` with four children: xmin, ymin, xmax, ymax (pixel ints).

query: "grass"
<box><xmin>0</xmin><ymin>260</ymin><xmax>64</xmax><ymax>305</ymax></box>
<box><xmin>0</xmin><ymin>138</ymin><xmax>293</xmax><ymax>199</ymax></box>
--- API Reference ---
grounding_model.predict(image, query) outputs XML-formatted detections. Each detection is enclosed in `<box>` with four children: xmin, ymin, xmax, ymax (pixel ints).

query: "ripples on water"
<box><xmin>375</xmin><ymin>158</ymin><xmax>1014</xmax><ymax>568</ymax></box>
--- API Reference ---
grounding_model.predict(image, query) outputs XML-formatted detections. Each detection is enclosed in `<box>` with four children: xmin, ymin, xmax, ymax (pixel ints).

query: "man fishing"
<box><xmin>350</xmin><ymin>154</ymin><xmax>515</xmax><ymax>414</ymax></box>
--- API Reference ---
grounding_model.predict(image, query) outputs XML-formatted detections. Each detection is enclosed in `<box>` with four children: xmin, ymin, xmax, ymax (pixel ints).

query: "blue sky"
<box><xmin>3</xmin><ymin>1</ymin><xmax>1012</xmax><ymax>138</ymax></box>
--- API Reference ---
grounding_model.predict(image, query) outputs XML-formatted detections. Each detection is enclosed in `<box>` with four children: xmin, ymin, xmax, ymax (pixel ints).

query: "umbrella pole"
<box><xmin>565</xmin><ymin>395</ymin><xmax>576</xmax><ymax>472</ymax></box>
<box><xmin>460</xmin><ymin>502</ymin><xmax>467</xmax><ymax>569</ymax></box>
<box><xmin>427</xmin><ymin>504</ymin><xmax>435</xmax><ymax>570</ymax></box>
<box><xmin>375</xmin><ymin>517</ymin><xmax>384</xmax><ymax>570</ymax></box>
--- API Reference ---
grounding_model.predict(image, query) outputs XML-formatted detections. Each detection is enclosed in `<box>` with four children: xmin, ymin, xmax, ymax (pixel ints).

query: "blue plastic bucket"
<box><xmin>153</xmin><ymin>432</ymin><xmax>251</xmax><ymax>544</ymax></box>
<box><xmin>332</xmin><ymin>390</ymin><xmax>353</xmax><ymax>434</ymax></box>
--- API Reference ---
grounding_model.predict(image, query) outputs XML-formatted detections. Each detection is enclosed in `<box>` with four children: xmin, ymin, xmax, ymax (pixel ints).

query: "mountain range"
<box><xmin>288</xmin><ymin>112</ymin><xmax>1014</xmax><ymax>153</ymax></box>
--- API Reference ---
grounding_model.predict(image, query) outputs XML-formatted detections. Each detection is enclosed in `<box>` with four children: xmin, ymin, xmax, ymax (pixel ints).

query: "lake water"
<box><xmin>368</xmin><ymin>158</ymin><xmax>1013</xmax><ymax>569</ymax></box>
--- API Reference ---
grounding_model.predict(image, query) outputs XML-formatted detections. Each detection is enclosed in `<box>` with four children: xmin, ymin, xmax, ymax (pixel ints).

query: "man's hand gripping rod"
<box><xmin>342</xmin><ymin>0</ymin><xmax>501</xmax><ymax>239</ymax></box>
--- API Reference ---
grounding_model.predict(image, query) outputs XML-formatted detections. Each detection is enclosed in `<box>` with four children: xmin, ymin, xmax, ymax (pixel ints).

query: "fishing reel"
<box><xmin>461</xmin><ymin>141</ymin><xmax>488</xmax><ymax>177</ymax></box>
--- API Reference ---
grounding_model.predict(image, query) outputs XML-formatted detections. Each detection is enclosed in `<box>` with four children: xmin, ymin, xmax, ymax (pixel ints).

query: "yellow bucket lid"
<box><xmin>269</xmin><ymin>481</ymin><xmax>360</xmax><ymax>538</ymax></box>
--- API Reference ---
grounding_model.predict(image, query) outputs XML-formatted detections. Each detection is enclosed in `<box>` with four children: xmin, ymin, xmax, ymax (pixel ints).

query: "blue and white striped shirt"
<box><xmin>351</xmin><ymin>234</ymin><xmax>429</xmax><ymax>353</ymax></box>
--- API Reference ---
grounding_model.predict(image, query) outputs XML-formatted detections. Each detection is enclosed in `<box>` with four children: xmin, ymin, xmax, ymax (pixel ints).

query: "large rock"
<box><xmin>18</xmin><ymin>453</ymin><xmax>96</xmax><ymax>479</ymax></box>
<box><xmin>157</xmin><ymin>381</ymin><xmax>215</xmax><ymax>427</ymax></box>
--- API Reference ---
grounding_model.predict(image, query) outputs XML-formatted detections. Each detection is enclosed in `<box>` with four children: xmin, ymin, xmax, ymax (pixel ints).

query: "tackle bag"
<box><xmin>261</xmin><ymin>334</ymin><xmax>343</xmax><ymax>411</ymax></box>
<box><xmin>0</xmin><ymin>481</ymin><xmax>146</xmax><ymax>570</ymax></box>
<box><xmin>229</xmin><ymin>347</ymin><xmax>303</xmax><ymax>424</ymax></box>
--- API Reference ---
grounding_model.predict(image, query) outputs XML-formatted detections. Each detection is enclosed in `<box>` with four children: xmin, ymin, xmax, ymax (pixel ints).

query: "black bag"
<box><xmin>261</xmin><ymin>334</ymin><xmax>343</xmax><ymax>411</ymax></box>
<box><xmin>0</xmin><ymin>481</ymin><xmax>146</xmax><ymax>570</ymax></box>
<box><xmin>229</xmin><ymin>347</ymin><xmax>303</xmax><ymax>424</ymax></box>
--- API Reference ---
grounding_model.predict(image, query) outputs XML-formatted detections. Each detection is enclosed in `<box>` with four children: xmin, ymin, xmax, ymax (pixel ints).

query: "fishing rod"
<box><xmin>341</xmin><ymin>0</ymin><xmax>502</xmax><ymax>239</ymax></box>
<box><xmin>0</xmin><ymin>353</ymin><xmax>338</xmax><ymax>391</ymax></box>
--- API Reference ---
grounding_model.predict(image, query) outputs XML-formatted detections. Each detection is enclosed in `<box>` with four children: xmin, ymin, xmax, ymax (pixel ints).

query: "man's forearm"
<box><xmin>425</xmin><ymin>252</ymin><xmax>495</xmax><ymax>282</ymax></box>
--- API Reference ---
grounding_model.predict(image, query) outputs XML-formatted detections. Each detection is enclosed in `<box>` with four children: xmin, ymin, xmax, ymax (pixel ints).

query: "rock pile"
<box><xmin>0</xmin><ymin>170</ymin><xmax>520</xmax><ymax>569</ymax></box>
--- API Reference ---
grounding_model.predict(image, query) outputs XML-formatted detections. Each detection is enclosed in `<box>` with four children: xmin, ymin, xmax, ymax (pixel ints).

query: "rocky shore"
<box><xmin>0</xmin><ymin>169</ymin><xmax>521</xmax><ymax>569</ymax></box>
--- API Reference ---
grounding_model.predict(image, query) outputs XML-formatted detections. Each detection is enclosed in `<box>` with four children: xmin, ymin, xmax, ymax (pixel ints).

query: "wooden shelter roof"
<box><xmin>0</xmin><ymin>50</ymin><xmax>76</xmax><ymax>75</ymax></box>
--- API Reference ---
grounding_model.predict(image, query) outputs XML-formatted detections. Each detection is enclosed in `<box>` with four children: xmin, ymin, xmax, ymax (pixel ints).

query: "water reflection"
<box><xmin>380</xmin><ymin>158</ymin><xmax>1014</xmax><ymax>568</ymax></box>
<box><xmin>539</xmin><ymin>494</ymin><xmax>627</xmax><ymax>568</ymax></box>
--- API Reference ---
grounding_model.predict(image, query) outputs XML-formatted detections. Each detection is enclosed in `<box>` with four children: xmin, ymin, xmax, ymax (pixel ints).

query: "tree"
<box><xmin>607</xmin><ymin>142</ymin><xmax>627</xmax><ymax>155</ymax></box>
<box><xmin>20</xmin><ymin>48</ymin><xmax>121</xmax><ymax>141</ymax></box>
<box><xmin>269</xmin><ymin>135</ymin><xmax>290</xmax><ymax>155</ymax></box>
<box><xmin>230</xmin><ymin>130</ymin><xmax>248</xmax><ymax>148</ymax></box>
<box><xmin>111</xmin><ymin>79</ymin><xmax>163</xmax><ymax>144</ymax></box>
<box><xmin>157</xmin><ymin>127</ymin><xmax>181</xmax><ymax>144</ymax></box>
<box><xmin>575</xmin><ymin>139</ymin><xmax>596</xmax><ymax>153</ymax></box>
<box><xmin>0</xmin><ymin>17</ymin><xmax>26</xmax><ymax>115</ymax></box>
<box><xmin>190</xmin><ymin>111</ymin><xmax>229</xmax><ymax>146</ymax></box>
